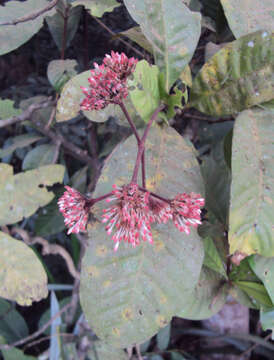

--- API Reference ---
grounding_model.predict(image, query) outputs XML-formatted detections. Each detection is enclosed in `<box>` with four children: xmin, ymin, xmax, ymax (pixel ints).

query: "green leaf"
<box><xmin>120</xmin><ymin>26</ymin><xmax>153</xmax><ymax>54</ymax></box>
<box><xmin>0</xmin><ymin>231</ymin><xmax>48</xmax><ymax>306</ymax></box>
<box><xmin>229</xmin><ymin>108</ymin><xmax>274</xmax><ymax>256</ymax></box>
<box><xmin>34</xmin><ymin>192</ymin><xmax>66</xmax><ymax>237</ymax></box>
<box><xmin>56</xmin><ymin>70</ymin><xmax>122</xmax><ymax>122</ymax></box>
<box><xmin>80</xmin><ymin>126</ymin><xmax>204</xmax><ymax>347</ymax></box>
<box><xmin>87</xmin><ymin>340</ymin><xmax>128</xmax><ymax>360</ymax></box>
<box><xmin>1</xmin><ymin>346</ymin><xmax>36</xmax><ymax>360</ymax></box>
<box><xmin>46</xmin><ymin>5</ymin><xmax>82</xmax><ymax>52</ymax></box>
<box><xmin>220</xmin><ymin>0</ymin><xmax>274</xmax><ymax>38</ymax></box>
<box><xmin>22</xmin><ymin>144</ymin><xmax>57</xmax><ymax>170</ymax></box>
<box><xmin>0</xmin><ymin>163</ymin><xmax>65</xmax><ymax>226</ymax></box>
<box><xmin>129</xmin><ymin>60</ymin><xmax>161</xmax><ymax>122</ymax></box>
<box><xmin>0</xmin><ymin>0</ymin><xmax>54</xmax><ymax>55</ymax></box>
<box><xmin>71</xmin><ymin>0</ymin><xmax>119</xmax><ymax>17</ymax></box>
<box><xmin>177</xmin><ymin>266</ymin><xmax>227</xmax><ymax>320</ymax></box>
<box><xmin>0</xmin><ymin>99</ymin><xmax>21</xmax><ymax>119</ymax></box>
<box><xmin>249</xmin><ymin>256</ymin><xmax>274</xmax><ymax>304</ymax></box>
<box><xmin>260</xmin><ymin>308</ymin><xmax>274</xmax><ymax>339</ymax></box>
<box><xmin>0</xmin><ymin>299</ymin><xmax>28</xmax><ymax>343</ymax></box>
<box><xmin>0</xmin><ymin>134</ymin><xmax>42</xmax><ymax>159</ymax></box>
<box><xmin>201</xmin><ymin>142</ymin><xmax>231</xmax><ymax>225</ymax></box>
<box><xmin>234</xmin><ymin>281</ymin><xmax>273</xmax><ymax>309</ymax></box>
<box><xmin>203</xmin><ymin>237</ymin><xmax>227</xmax><ymax>279</ymax></box>
<box><xmin>190</xmin><ymin>31</ymin><xmax>274</xmax><ymax>116</ymax></box>
<box><xmin>229</xmin><ymin>285</ymin><xmax>259</xmax><ymax>309</ymax></box>
<box><xmin>71</xmin><ymin>166</ymin><xmax>88</xmax><ymax>193</ymax></box>
<box><xmin>124</xmin><ymin>0</ymin><xmax>201</xmax><ymax>92</ymax></box>
<box><xmin>47</xmin><ymin>59</ymin><xmax>78</xmax><ymax>92</ymax></box>
<box><xmin>171</xmin><ymin>352</ymin><xmax>187</xmax><ymax>360</ymax></box>
<box><xmin>156</xmin><ymin>323</ymin><xmax>171</xmax><ymax>351</ymax></box>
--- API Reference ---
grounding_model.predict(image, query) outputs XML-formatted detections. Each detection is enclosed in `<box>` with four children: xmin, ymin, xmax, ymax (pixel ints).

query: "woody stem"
<box><xmin>131</xmin><ymin>104</ymin><xmax>165</xmax><ymax>184</ymax></box>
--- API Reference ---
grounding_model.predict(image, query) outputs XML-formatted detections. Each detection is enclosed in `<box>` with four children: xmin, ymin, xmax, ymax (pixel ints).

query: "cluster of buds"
<box><xmin>80</xmin><ymin>51</ymin><xmax>138</xmax><ymax>111</ymax></box>
<box><xmin>58</xmin><ymin>183</ymin><xmax>204</xmax><ymax>251</ymax></box>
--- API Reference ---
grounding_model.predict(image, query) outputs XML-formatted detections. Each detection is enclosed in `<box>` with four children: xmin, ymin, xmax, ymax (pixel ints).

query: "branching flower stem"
<box><xmin>131</xmin><ymin>104</ymin><xmax>165</xmax><ymax>184</ymax></box>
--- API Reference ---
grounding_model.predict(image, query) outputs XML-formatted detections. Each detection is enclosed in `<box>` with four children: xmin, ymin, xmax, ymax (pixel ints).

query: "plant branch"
<box><xmin>0</xmin><ymin>98</ymin><xmax>54</xmax><ymax>128</ymax></box>
<box><xmin>0</xmin><ymin>303</ymin><xmax>71</xmax><ymax>350</ymax></box>
<box><xmin>11</xmin><ymin>228</ymin><xmax>80</xmax><ymax>279</ymax></box>
<box><xmin>119</xmin><ymin>102</ymin><xmax>140</xmax><ymax>143</ymax></box>
<box><xmin>0</xmin><ymin>0</ymin><xmax>59</xmax><ymax>26</ymax></box>
<box><xmin>90</xmin><ymin>15</ymin><xmax>147</xmax><ymax>60</ymax></box>
<box><xmin>60</xmin><ymin>5</ymin><xmax>69</xmax><ymax>60</ymax></box>
<box><xmin>131</xmin><ymin>104</ymin><xmax>165</xmax><ymax>184</ymax></box>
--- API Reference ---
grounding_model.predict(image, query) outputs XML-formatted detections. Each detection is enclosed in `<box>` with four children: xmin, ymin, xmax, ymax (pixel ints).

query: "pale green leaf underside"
<box><xmin>88</xmin><ymin>340</ymin><xmax>128</xmax><ymax>360</ymax></box>
<box><xmin>71</xmin><ymin>0</ymin><xmax>119</xmax><ymax>17</ymax></box>
<box><xmin>0</xmin><ymin>0</ymin><xmax>55</xmax><ymax>56</ymax></box>
<box><xmin>47</xmin><ymin>59</ymin><xmax>78</xmax><ymax>88</ymax></box>
<box><xmin>190</xmin><ymin>31</ymin><xmax>274</xmax><ymax>116</ymax></box>
<box><xmin>229</xmin><ymin>108</ymin><xmax>274</xmax><ymax>256</ymax></box>
<box><xmin>249</xmin><ymin>256</ymin><xmax>274</xmax><ymax>304</ymax></box>
<box><xmin>0</xmin><ymin>163</ymin><xmax>65</xmax><ymax>226</ymax></box>
<box><xmin>124</xmin><ymin>0</ymin><xmax>201</xmax><ymax>92</ymax></box>
<box><xmin>220</xmin><ymin>0</ymin><xmax>274</xmax><ymax>38</ymax></box>
<box><xmin>80</xmin><ymin>126</ymin><xmax>204</xmax><ymax>348</ymax></box>
<box><xmin>177</xmin><ymin>267</ymin><xmax>227</xmax><ymax>320</ymax></box>
<box><xmin>0</xmin><ymin>232</ymin><xmax>48</xmax><ymax>306</ymax></box>
<box><xmin>0</xmin><ymin>134</ymin><xmax>42</xmax><ymax>159</ymax></box>
<box><xmin>22</xmin><ymin>144</ymin><xmax>57</xmax><ymax>170</ymax></box>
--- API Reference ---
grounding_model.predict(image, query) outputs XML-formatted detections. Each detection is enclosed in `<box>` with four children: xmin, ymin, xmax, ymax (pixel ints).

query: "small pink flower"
<box><xmin>58</xmin><ymin>186</ymin><xmax>91</xmax><ymax>235</ymax></box>
<box><xmin>102</xmin><ymin>184</ymin><xmax>153</xmax><ymax>251</ymax></box>
<box><xmin>80</xmin><ymin>52</ymin><xmax>138</xmax><ymax>111</ymax></box>
<box><xmin>103</xmin><ymin>51</ymin><xmax>138</xmax><ymax>81</ymax></box>
<box><xmin>148</xmin><ymin>197</ymin><xmax>171</xmax><ymax>224</ymax></box>
<box><xmin>170</xmin><ymin>193</ymin><xmax>205</xmax><ymax>234</ymax></box>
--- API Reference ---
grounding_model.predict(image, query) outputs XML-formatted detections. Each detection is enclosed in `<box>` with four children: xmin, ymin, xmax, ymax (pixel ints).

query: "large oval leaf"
<box><xmin>0</xmin><ymin>0</ymin><xmax>55</xmax><ymax>56</ymax></box>
<box><xmin>0</xmin><ymin>164</ymin><xmax>64</xmax><ymax>226</ymax></box>
<box><xmin>229</xmin><ymin>108</ymin><xmax>274</xmax><ymax>256</ymax></box>
<box><xmin>71</xmin><ymin>0</ymin><xmax>119</xmax><ymax>17</ymax></box>
<box><xmin>220</xmin><ymin>0</ymin><xmax>274</xmax><ymax>38</ymax></box>
<box><xmin>124</xmin><ymin>0</ymin><xmax>201</xmax><ymax>92</ymax></box>
<box><xmin>80</xmin><ymin>126</ymin><xmax>204</xmax><ymax>347</ymax></box>
<box><xmin>190</xmin><ymin>31</ymin><xmax>274</xmax><ymax>116</ymax></box>
<box><xmin>0</xmin><ymin>232</ymin><xmax>48</xmax><ymax>305</ymax></box>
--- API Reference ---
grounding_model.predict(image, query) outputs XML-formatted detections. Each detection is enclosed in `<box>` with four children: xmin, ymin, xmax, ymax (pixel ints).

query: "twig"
<box><xmin>0</xmin><ymin>0</ymin><xmax>59</xmax><ymax>26</ymax></box>
<box><xmin>60</xmin><ymin>5</ymin><xmax>69</xmax><ymax>60</ymax></box>
<box><xmin>0</xmin><ymin>303</ymin><xmax>71</xmax><ymax>350</ymax></box>
<box><xmin>0</xmin><ymin>98</ymin><xmax>54</xmax><ymax>128</ymax></box>
<box><xmin>90</xmin><ymin>15</ymin><xmax>147</xmax><ymax>60</ymax></box>
<box><xmin>87</xmin><ymin>122</ymin><xmax>101</xmax><ymax>192</ymax></box>
<box><xmin>11</xmin><ymin>228</ymin><xmax>80</xmax><ymax>280</ymax></box>
<box><xmin>240</xmin><ymin>333</ymin><xmax>272</xmax><ymax>358</ymax></box>
<box><xmin>119</xmin><ymin>102</ymin><xmax>141</xmax><ymax>144</ymax></box>
<box><xmin>24</xmin><ymin>333</ymin><xmax>74</xmax><ymax>350</ymax></box>
<box><xmin>52</xmin><ymin>139</ymin><xmax>61</xmax><ymax>164</ymax></box>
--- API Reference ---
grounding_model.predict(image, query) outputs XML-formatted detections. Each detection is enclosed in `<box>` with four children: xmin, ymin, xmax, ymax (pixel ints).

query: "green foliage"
<box><xmin>156</xmin><ymin>323</ymin><xmax>171</xmax><ymax>351</ymax></box>
<box><xmin>190</xmin><ymin>31</ymin><xmax>274</xmax><ymax>115</ymax></box>
<box><xmin>120</xmin><ymin>27</ymin><xmax>153</xmax><ymax>54</ymax></box>
<box><xmin>0</xmin><ymin>299</ymin><xmax>28</xmax><ymax>342</ymax></box>
<box><xmin>0</xmin><ymin>0</ymin><xmax>55</xmax><ymax>56</ymax></box>
<box><xmin>71</xmin><ymin>0</ymin><xmax>119</xmax><ymax>17</ymax></box>
<box><xmin>0</xmin><ymin>99</ymin><xmax>22</xmax><ymax>119</ymax></box>
<box><xmin>80</xmin><ymin>126</ymin><xmax>204</xmax><ymax>347</ymax></box>
<box><xmin>0</xmin><ymin>231</ymin><xmax>48</xmax><ymax>306</ymax></box>
<box><xmin>203</xmin><ymin>237</ymin><xmax>227</xmax><ymax>279</ymax></box>
<box><xmin>260</xmin><ymin>308</ymin><xmax>274</xmax><ymax>339</ymax></box>
<box><xmin>22</xmin><ymin>144</ymin><xmax>57</xmax><ymax>170</ymax></box>
<box><xmin>229</xmin><ymin>108</ymin><xmax>274</xmax><ymax>257</ymax></box>
<box><xmin>124</xmin><ymin>0</ymin><xmax>201</xmax><ymax>92</ymax></box>
<box><xmin>46</xmin><ymin>3</ymin><xmax>82</xmax><ymax>53</ymax></box>
<box><xmin>87</xmin><ymin>340</ymin><xmax>128</xmax><ymax>360</ymax></box>
<box><xmin>1</xmin><ymin>344</ymin><xmax>36</xmax><ymax>360</ymax></box>
<box><xmin>249</xmin><ymin>256</ymin><xmax>274</xmax><ymax>304</ymax></box>
<box><xmin>220</xmin><ymin>0</ymin><xmax>274</xmax><ymax>38</ymax></box>
<box><xmin>129</xmin><ymin>60</ymin><xmax>160</xmax><ymax>122</ymax></box>
<box><xmin>47</xmin><ymin>59</ymin><xmax>78</xmax><ymax>92</ymax></box>
<box><xmin>234</xmin><ymin>281</ymin><xmax>273</xmax><ymax>309</ymax></box>
<box><xmin>0</xmin><ymin>134</ymin><xmax>42</xmax><ymax>159</ymax></box>
<box><xmin>0</xmin><ymin>163</ymin><xmax>64</xmax><ymax>226</ymax></box>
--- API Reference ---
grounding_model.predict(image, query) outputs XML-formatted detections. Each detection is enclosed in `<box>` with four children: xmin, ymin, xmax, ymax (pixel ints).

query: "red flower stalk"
<box><xmin>58</xmin><ymin>186</ymin><xmax>91</xmax><ymax>235</ymax></box>
<box><xmin>169</xmin><ymin>192</ymin><xmax>205</xmax><ymax>234</ymax></box>
<box><xmin>80</xmin><ymin>52</ymin><xmax>138</xmax><ymax>111</ymax></box>
<box><xmin>102</xmin><ymin>184</ymin><xmax>153</xmax><ymax>251</ymax></box>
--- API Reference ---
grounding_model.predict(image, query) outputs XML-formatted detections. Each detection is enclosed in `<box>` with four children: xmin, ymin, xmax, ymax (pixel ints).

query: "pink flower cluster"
<box><xmin>58</xmin><ymin>184</ymin><xmax>204</xmax><ymax>251</ymax></box>
<box><xmin>102</xmin><ymin>184</ymin><xmax>204</xmax><ymax>251</ymax></box>
<box><xmin>57</xmin><ymin>186</ymin><xmax>91</xmax><ymax>235</ymax></box>
<box><xmin>80</xmin><ymin>51</ymin><xmax>138</xmax><ymax>111</ymax></box>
